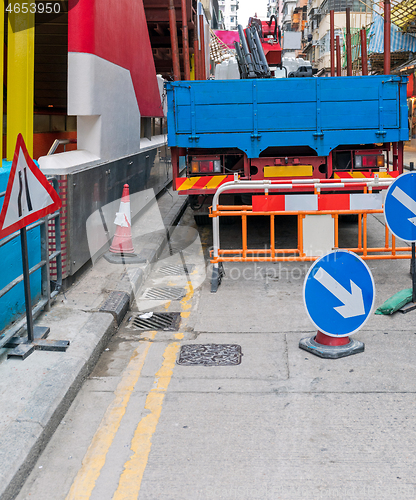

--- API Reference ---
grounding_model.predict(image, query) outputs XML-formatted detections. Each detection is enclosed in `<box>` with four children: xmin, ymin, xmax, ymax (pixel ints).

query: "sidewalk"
<box><xmin>0</xmin><ymin>186</ymin><xmax>188</xmax><ymax>500</ymax></box>
<box><xmin>403</xmin><ymin>141</ymin><xmax>416</xmax><ymax>169</ymax></box>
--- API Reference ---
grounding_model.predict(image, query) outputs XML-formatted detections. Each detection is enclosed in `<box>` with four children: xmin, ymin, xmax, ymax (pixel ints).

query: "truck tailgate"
<box><xmin>166</xmin><ymin>76</ymin><xmax>408</xmax><ymax>158</ymax></box>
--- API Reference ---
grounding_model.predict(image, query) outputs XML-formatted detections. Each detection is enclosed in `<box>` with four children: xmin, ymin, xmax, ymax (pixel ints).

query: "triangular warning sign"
<box><xmin>0</xmin><ymin>134</ymin><xmax>61</xmax><ymax>240</ymax></box>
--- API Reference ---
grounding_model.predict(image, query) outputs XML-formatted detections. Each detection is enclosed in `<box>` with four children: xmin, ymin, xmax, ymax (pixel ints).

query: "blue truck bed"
<box><xmin>166</xmin><ymin>75</ymin><xmax>408</xmax><ymax>158</ymax></box>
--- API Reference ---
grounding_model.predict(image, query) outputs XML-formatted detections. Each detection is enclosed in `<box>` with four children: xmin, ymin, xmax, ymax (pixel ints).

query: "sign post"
<box><xmin>300</xmin><ymin>250</ymin><xmax>375</xmax><ymax>358</ymax></box>
<box><xmin>384</xmin><ymin>164</ymin><xmax>416</xmax><ymax>312</ymax></box>
<box><xmin>0</xmin><ymin>134</ymin><xmax>69</xmax><ymax>359</ymax></box>
<box><xmin>20</xmin><ymin>226</ymin><xmax>35</xmax><ymax>343</ymax></box>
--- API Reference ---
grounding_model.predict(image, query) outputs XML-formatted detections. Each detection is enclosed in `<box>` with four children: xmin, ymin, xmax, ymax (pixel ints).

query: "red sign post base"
<box><xmin>299</xmin><ymin>330</ymin><xmax>365</xmax><ymax>359</ymax></box>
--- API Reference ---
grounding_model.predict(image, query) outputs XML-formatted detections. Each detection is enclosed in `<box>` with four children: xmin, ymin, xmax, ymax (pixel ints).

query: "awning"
<box><xmin>213</xmin><ymin>30</ymin><xmax>240</xmax><ymax>49</ymax></box>
<box><xmin>369</xmin><ymin>12</ymin><xmax>416</xmax><ymax>53</ymax></box>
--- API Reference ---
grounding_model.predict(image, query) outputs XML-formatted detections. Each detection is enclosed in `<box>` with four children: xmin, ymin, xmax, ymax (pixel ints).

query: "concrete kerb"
<box><xmin>0</xmin><ymin>312</ymin><xmax>116</xmax><ymax>500</ymax></box>
<box><xmin>0</xmin><ymin>189</ymin><xmax>189</xmax><ymax>500</ymax></box>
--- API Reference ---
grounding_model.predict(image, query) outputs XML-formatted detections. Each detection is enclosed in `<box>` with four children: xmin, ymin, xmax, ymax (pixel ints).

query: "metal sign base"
<box><xmin>5</xmin><ymin>326</ymin><xmax>70</xmax><ymax>360</ymax></box>
<box><xmin>211</xmin><ymin>263</ymin><xmax>225</xmax><ymax>293</ymax></box>
<box><xmin>299</xmin><ymin>335</ymin><xmax>365</xmax><ymax>359</ymax></box>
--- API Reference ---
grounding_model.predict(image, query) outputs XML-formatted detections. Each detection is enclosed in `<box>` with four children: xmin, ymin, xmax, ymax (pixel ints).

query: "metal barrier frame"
<box><xmin>209</xmin><ymin>177</ymin><xmax>411</xmax><ymax>291</ymax></box>
<box><xmin>0</xmin><ymin>177</ymin><xmax>62</xmax><ymax>348</ymax></box>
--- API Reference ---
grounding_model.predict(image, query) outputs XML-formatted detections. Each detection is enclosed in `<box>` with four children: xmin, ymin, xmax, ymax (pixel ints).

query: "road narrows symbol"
<box><xmin>0</xmin><ymin>134</ymin><xmax>61</xmax><ymax>240</ymax></box>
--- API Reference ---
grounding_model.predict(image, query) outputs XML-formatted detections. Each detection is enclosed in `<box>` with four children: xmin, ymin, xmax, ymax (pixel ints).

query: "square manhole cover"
<box><xmin>177</xmin><ymin>344</ymin><xmax>242</xmax><ymax>366</ymax></box>
<box><xmin>141</xmin><ymin>287</ymin><xmax>187</xmax><ymax>301</ymax></box>
<box><xmin>127</xmin><ymin>312</ymin><xmax>181</xmax><ymax>331</ymax></box>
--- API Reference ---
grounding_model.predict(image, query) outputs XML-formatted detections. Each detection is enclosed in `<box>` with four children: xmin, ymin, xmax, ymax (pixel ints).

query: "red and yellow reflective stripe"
<box><xmin>176</xmin><ymin>175</ymin><xmax>234</xmax><ymax>192</ymax></box>
<box><xmin>334</xmin><ymin>171</ymin><xmax>400</xmax><ymax>179</ymax></box>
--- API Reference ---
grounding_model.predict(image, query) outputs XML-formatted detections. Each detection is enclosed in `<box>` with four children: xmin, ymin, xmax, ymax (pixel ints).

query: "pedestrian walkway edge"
<box><xmin>0</xmin><ymin>312</ymin><xmax>116</xmax><ymax>500</ymax></box>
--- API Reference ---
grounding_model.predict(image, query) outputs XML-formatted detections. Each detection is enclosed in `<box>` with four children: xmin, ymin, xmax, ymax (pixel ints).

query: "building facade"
<box><xmin>289</xmin><ymin>0</ymin><xmax>372</xmax><ymax>71</ymax></box>
<box><xmin>218</xmin><ymin>0</ymin><xmax>239</xmax><ymax>30</ymax></box>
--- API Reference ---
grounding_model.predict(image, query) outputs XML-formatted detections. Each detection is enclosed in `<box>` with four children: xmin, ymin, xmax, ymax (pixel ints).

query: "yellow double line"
<box><xmin>66</xmin><ymin>281</ymin><xmax>194</xmax><ymax>500</ymax></box>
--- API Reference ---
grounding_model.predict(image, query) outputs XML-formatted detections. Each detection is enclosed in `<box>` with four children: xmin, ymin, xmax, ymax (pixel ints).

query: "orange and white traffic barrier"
<box><xmin>209</xmin><ymin>178</ymin><xmax>411</xmax><ymax>291</ymax></box>
<box><xmin>252</xmin><ymin>192</ymin><xmax>383</xmax><ymax>212</ymax></box>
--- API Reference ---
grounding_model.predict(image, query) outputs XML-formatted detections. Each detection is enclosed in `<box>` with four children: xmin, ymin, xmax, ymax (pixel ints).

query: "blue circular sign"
<box><xmin>303</xmin><ymin>250</ymin><xmax>375</xmax><ymax>337</ymax></box>
<box><xmin>384</xmin><ymin>172</ymin><xmax>416</xmax><ymax>243</ymax></box>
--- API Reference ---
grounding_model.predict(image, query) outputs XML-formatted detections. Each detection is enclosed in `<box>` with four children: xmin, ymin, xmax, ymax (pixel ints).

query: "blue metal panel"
<box><xmin>0</xmin><ymin>161</ymin><xmax>41</xmax><ymax>333</ymax></box>
<box><xmin>166</xmin><ymin>75</ymin><xmax>408</xmax><ymax>158</ymax></box>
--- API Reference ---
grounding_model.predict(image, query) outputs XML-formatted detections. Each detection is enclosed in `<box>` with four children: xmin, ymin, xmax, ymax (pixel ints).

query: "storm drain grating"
<box><xmin>158</xmin><ymin>264</ymin><xmax>195</xmax><ymax>276</ymax></box>
<box><xmin>177</xmin><ymin>344</ymin><xmax>242</xmax><ymax>366</ymax></box>
<box><xmin>128</xmin><ymin>312</ymin><xmax>181</xmax><ymax>331</ymax></box>
<box><xmin>141</xmin><ymin>287</ymin><xmax>187</xmax><ymax>300</ymax></box>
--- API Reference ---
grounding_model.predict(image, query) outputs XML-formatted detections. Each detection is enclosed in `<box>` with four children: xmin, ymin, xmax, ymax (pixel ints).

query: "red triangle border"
<box><xmin>0</xmin><ymin>134</ymin><xmax>62</xmax><ymax>240</ymax></box>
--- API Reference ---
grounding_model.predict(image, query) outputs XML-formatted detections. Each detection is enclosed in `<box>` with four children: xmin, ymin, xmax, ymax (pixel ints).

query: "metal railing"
<box><xmin>0</xmin><ymin>177</ymin><xmax>62</xmax><ymax>349</ymax></box>
<box><xmin>47</xmin><ymin>138</ymin><xmax>77</xmax><ymax>156</ymax></box>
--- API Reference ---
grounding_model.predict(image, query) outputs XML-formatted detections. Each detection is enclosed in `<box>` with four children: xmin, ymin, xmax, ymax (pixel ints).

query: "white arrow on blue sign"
<box><xmin>384</xmin><ymin>172</ymin><xmax>416</xmax><ymax>243</ymax></box>
<box><xmin>303</xmin><ymin>250</ymin><xmax>375</xmax><ymax>337</ymax></box>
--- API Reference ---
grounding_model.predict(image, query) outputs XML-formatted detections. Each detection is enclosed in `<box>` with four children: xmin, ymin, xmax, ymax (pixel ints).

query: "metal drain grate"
<box><xmin>177</xmin><ymin>344</ymin><xmax>242</xmax><ymax>366</ymax></box>
<box><xmin>141</xmin><ymin>287</ymin><xmax>187</xmax><ymax>300</ymax></box>
<box><xmin>128</xmin><ymin>312</ymin><xmax>181</xmax><ymax>331</ymax></box>
<box><xmin>158</xmin><ymin>264</ymin><xmax>195</xmax><ymax>276</ymax></box>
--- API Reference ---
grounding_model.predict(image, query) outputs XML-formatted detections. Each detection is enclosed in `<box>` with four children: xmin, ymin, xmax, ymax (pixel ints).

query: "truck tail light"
<box><xmin>213</xmin><ymin>160</ymin><xmax>221</xmax><ymax>172</ymax></box>
<box><xmin>355</xmin><ymin>155</ymin><xmax>384</xmax><ymax>169</ymax></box>
<box><xmin>376</xmin><ymin>155</ymin><xmax>384</xmax><ymax>168</ymax></box>
<box><xmin>200</xmin><ymin>161</ymin><xmax>213</xmax><ymax>173</ymax></box>
<box><xmin>190</xmin><ymin>159</ymin><xmax>222</xmax><ymax>173</ymax></box>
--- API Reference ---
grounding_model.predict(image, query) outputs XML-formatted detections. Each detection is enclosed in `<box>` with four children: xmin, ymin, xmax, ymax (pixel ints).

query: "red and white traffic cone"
<box><xmin>109</xmin><ymin>184</ymin><xmax>135</xmax><ymax>255</ymax></box>
<box><xmin>104</xmin><ymin>184</ymin><xmax>147</xmax><ymax>264</ymax></box>
<box><xmin>299</xmin><ymin>330</ymin><xmax>364</xmax><ymax>359</ymax></box>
